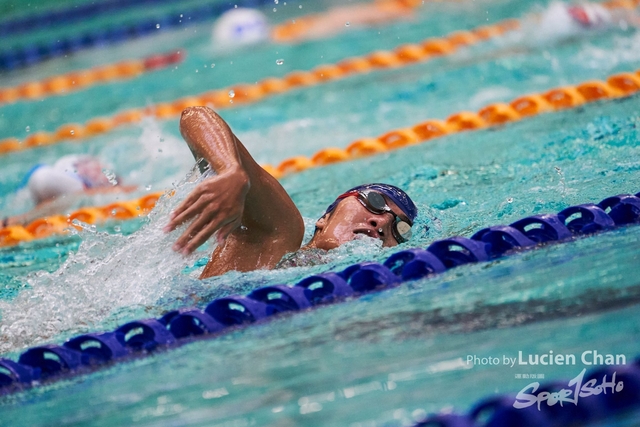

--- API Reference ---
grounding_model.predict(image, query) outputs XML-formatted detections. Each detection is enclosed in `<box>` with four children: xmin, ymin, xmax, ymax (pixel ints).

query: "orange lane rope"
<box><xmin>2</xmin><ymin>0</ymin><xmax>636</xmax><ymax>156</ymax></box>
<box><xmin>0</xmin><ymin>0</ymin><xmax>640</xmax><ymax>155</ymax></box>
<box><xmin>0</xmin><ymin>50</ymin><xmax>184</xmax><ymax>106</ymax></box>
<box><xmin>1</xmin><ymin>0</ymin><xmax>637</xmax><ymax>160</ymax></box>
<box><xmin>2</xmin><ymin>67</ymin><xmax>639</xmax><ymax>247</ymax></box>
<box><xmin>0</xmin><ymin>17</ymin><xmax>524</xmax><ymax>156</ymax></box>
<box><xmin>264</xmin><ymin>70</ymin><xmax>640</xmax><ymax>178</ymax></box>
<box><xmin>0</xmin><ymin>192</ymin><xmax>163</xmax><ymax>247</ymax></box>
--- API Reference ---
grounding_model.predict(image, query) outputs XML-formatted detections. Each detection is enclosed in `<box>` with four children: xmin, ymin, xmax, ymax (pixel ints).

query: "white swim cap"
<box><xmin>27</xmin><ymin>164</ymin><xmax>84</xmax><ymax>205</ymax></box>
<box><xmin>211</xmin><ymin>8</ymin><xmax>269</xmax><ymax>49</ymax></box>
<box><xmin>538</xmin><ymin>2</ymin><xmax>584</xmax><ymax>42</ymax></box>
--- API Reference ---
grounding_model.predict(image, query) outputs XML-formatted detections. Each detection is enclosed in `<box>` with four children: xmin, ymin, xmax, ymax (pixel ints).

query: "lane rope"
<box><xmin>1</xmin><ymin>67</ymin><xmax>639</xmax><ymax>247</ymax></box>
<box><xmin>0</xmin><ymin>17</ymin><xmax>524</xmax><ymax>153</ymax></box>
<box><xmin>0</xmin><ymin>0</ymin><xmax>199</xmax><ymax>37</ymax></box>
<box><xmin>0</xmin><ymin>192</ymin><xmax>163</xmax><ymax>247</ymax></box>
<box><xmin>1</xmin><ymin>0</ymin><xmax>637</xmax><ymax>155</ymax></box>
<box><xmin>0</xmin><ymin>50</ymin><xmax>184</xmax><ymax>105</ymax></box>
<box><xmin>1</xmin><ymin>188</ymin><xmax>639</xmax><ymax>419</ymax></box>
<box><xmin>0</xmin><ymin>0</ymin><xmax>282</xmax><ymax>72</ymax></box>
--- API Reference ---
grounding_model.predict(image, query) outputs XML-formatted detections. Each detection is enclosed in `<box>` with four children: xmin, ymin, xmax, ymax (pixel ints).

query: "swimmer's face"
<box><xmin>309</xmin><ymin>196</ymin><xmax>406</xmax><ymax>250</ymax></box>
<box><xmin>76</xmin><ymin>158</ymin><xmax>112</xmax><ymax>187</ymax></box>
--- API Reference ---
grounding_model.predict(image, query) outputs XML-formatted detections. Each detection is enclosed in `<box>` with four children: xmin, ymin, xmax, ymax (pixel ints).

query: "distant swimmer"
<box><xmin>2</xmin><ymin>155</ymin><xmax>133</xmax><ymax>227</ymax></box>
<box><xmin>211</xmin><ymin>8</ymin><xmax>270</xmax><ymax>51</ymax></box>
<box><xmin>526</xmin><ymin>1</ymin><xmax>640</xmax><ymax>45</ymax></box>
<box><xmin>272</xmin><ymin>0</ymin><xmax>419</xmax><ymax>43</ymax></box>
<box><xmin>164</xmin><ymin>107</ymin><xmax>417</xmax><ymax>279</ymax></box>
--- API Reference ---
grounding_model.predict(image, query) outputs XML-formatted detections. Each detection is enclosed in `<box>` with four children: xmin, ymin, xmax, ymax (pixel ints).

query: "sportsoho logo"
<box><xmin>513</xmin><ymin>368</ymin><xmax>624</xmax><ymax>410</ymax></box>
<box><xmin>512</xmin><ymin>351</ymin><xmax>627</xmax><ymax>410</ymax></box>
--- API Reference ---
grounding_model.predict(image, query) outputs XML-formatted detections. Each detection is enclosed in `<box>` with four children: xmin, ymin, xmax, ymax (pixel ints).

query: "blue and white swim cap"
<box><xmin>212</xmin><ymin>8</ymin><xmax>269</xmax><ymax>48</ymax></box>
<box><xmin>25</xmin><ymin>155</ymin><xmax>107</xmax><ymax>205</ymax></box>
<box><xmin>324</xmin><ymin>183</ymin><xmax>418</xmax><ymax>223</ymax></box>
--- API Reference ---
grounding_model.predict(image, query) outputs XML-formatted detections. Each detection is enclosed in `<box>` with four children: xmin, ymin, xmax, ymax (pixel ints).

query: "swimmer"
<box><xmin>272</xmin><ymin>0</ymin><xmax>418</xmax><ymax>43</ymax></box>
<box><xmin>525</xmin><ymin>1</ymin><xmax>640</xmax><ymax>45</ymax></box>
<box><xmin>2</xmin><ymin>155</ymin><xmax>133</xmax><ymax>227</ymax></box>
<box><xmin>211</xmin><ymin>8</ymin><xmax>270</xmax><ymax>50</ymax></box>
<box><xmin>164</xmin><ymin>107</ymin><xmax>417</xmax><ymax>279</ymax></box>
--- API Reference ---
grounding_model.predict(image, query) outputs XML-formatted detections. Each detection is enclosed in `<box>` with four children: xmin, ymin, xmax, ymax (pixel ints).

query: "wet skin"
<box><xmin>165</xmin><ymin>107</ymin><xmax>403</xmax><ymax>279</ymax></box>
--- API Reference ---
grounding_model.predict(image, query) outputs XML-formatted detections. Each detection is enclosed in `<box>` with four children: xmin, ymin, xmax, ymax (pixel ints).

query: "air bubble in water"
<box><xmin>273</xmin><ymin>8</ymin><xmax>277</xmax><ymax>12</ymax></box>
<box><xmin>228</xmin><ymin>90</ymin><xmax>235</xmax><ymax>98</ymax></box>
<box><xmin>276</xmin><ymin>59</ymin><xmax>284</xmax><ymax>65</ymax></box>
<box><xmin>114</xmin><ymin>225</ymin><xmax>121</xmax><ymax>232</ymax></box>
<box><xmin>156</xmin><ymin>23</ymin><xmax>160</xmax><ymax>29</ymax></box>
<box><xmin>145</xmin><ymin>185</ymin><xmax>152</xmax><ymax>191</ymax></box>
<box><xmin>70</xmin><ymin>129</ymin><xmax>75</xmax><ymax>135</ymax></box>
<box><xmin>25</xmin><ymin>126</ymin><xmax>30</xmax><ymax>132</ymax></box>
<box><xmin>274</xmin><ymin>0</ymin><xmax>278</xmax><ymax>3</ymax></box>
<box><xmin>345</xmin><ymin>22</ymin><xmax>350</xmax><ymax>27</ymax></box>
<box><xmin>507</xmin><ymin>197</ymin><xmax>513</xmax><ymax>203</ymax></box>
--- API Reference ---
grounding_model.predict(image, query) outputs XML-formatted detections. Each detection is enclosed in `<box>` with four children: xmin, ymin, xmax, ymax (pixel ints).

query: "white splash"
<box><xmin>0</xmin><ymin>169</ymin><xmax>206</xmax><ymax>355</ymax></box>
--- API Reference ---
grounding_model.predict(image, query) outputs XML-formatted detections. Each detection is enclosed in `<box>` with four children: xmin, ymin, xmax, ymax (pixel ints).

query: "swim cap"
<box><xmin>27</xmin><ymin>164</ymin><xmax>84</xmax><ymax>205</ymax></box>
<box><xmin>26</xmin><ymin>155</ymin><xmax>110</xmax><ymax>205</ymax></box>
<box><xmin>324</xmin><ymin>183</ymin><xmax>418</xmax><ymax>223</ymax></box>
<box><xmin>211</xmin><ymin>8</ymin><xmax>269</xmax><ymax>48</ymax></box>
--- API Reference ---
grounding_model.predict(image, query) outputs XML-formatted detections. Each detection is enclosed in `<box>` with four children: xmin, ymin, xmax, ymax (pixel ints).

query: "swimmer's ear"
<box><xmin>314</xmin><ymin>213</ymin><xmax>329</xmax><ymax>235</ymax></box>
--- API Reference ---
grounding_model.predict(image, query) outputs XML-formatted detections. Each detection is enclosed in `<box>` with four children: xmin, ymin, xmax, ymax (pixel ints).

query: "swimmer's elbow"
<box><xmin>181</xmin><ymin>105</ymin><xmax>210</xmax><ymax>125</ymax></box>
<box><xmin>180</xmin><ymin>106</ymin><xmax>228</xmax><ymax>132</ymax></box>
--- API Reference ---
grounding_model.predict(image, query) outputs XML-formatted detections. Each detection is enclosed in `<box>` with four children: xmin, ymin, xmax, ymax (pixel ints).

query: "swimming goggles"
<box><xmin>336</xmin><ymin>189</ymin><xmax>413</xmax><ymax>243</ymax></box>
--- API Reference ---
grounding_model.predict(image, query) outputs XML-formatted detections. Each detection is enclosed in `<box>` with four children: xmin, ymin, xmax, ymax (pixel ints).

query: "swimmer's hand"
<box><xmin>164</xmin><ymin>167</ymin><xmax>249</xmax><ymax>255</ymax></box>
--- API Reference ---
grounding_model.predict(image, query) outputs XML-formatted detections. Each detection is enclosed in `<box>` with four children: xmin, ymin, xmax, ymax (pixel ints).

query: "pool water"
<box><xmin>1</xmin><ymin>0</ymin><xmax>640</xmax><ymax>425</ymax></box>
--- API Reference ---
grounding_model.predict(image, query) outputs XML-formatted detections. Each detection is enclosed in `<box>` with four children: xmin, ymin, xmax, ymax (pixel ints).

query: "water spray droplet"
<box><xmin>102</xmin><ymin>169</ymin><xmax>118</xmax><ymax>186</ymax></box>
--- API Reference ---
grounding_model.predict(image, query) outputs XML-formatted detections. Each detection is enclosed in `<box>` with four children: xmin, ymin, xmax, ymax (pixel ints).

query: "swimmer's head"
<box><xmin>27</xmin><ymin>164</ymin><xmax>84</xmax><ymax>205</ymax></box>
<box><xmin>308</xmin><ymin>183</ymin><xmax>417</xmax><ymax>250</ymax></box>
<box><xmin>211</xmin><ymin>8</ymin><xmax>270</xmax><ymax>50</ymax></box>
<box><xmin>26</xmin><ymin>155</ymin><xmax>114</xmax><ymax>205</ymax></box>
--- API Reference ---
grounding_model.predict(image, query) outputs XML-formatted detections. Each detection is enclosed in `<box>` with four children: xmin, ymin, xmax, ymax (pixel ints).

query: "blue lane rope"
<box><xmin>0</xmin><ymin>0</ymin><xmax>285</xmax><ymax>72</ymax></box>
<box><xmin>0</xmin><ymin>0</ymin><xmax>179</xmax><ymax>37</ymax></box>
<box><xmin>1</xmin><ymin>190</ymin><xmax>640</xmax><ymax>425</ymax></box>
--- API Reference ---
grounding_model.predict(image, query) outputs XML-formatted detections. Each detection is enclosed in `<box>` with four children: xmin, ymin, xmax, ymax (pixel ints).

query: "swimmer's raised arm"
<box><xmin>165</xmin><ymin>106</ymin><xmax>304</xmax><ymax>278</ymax></box>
